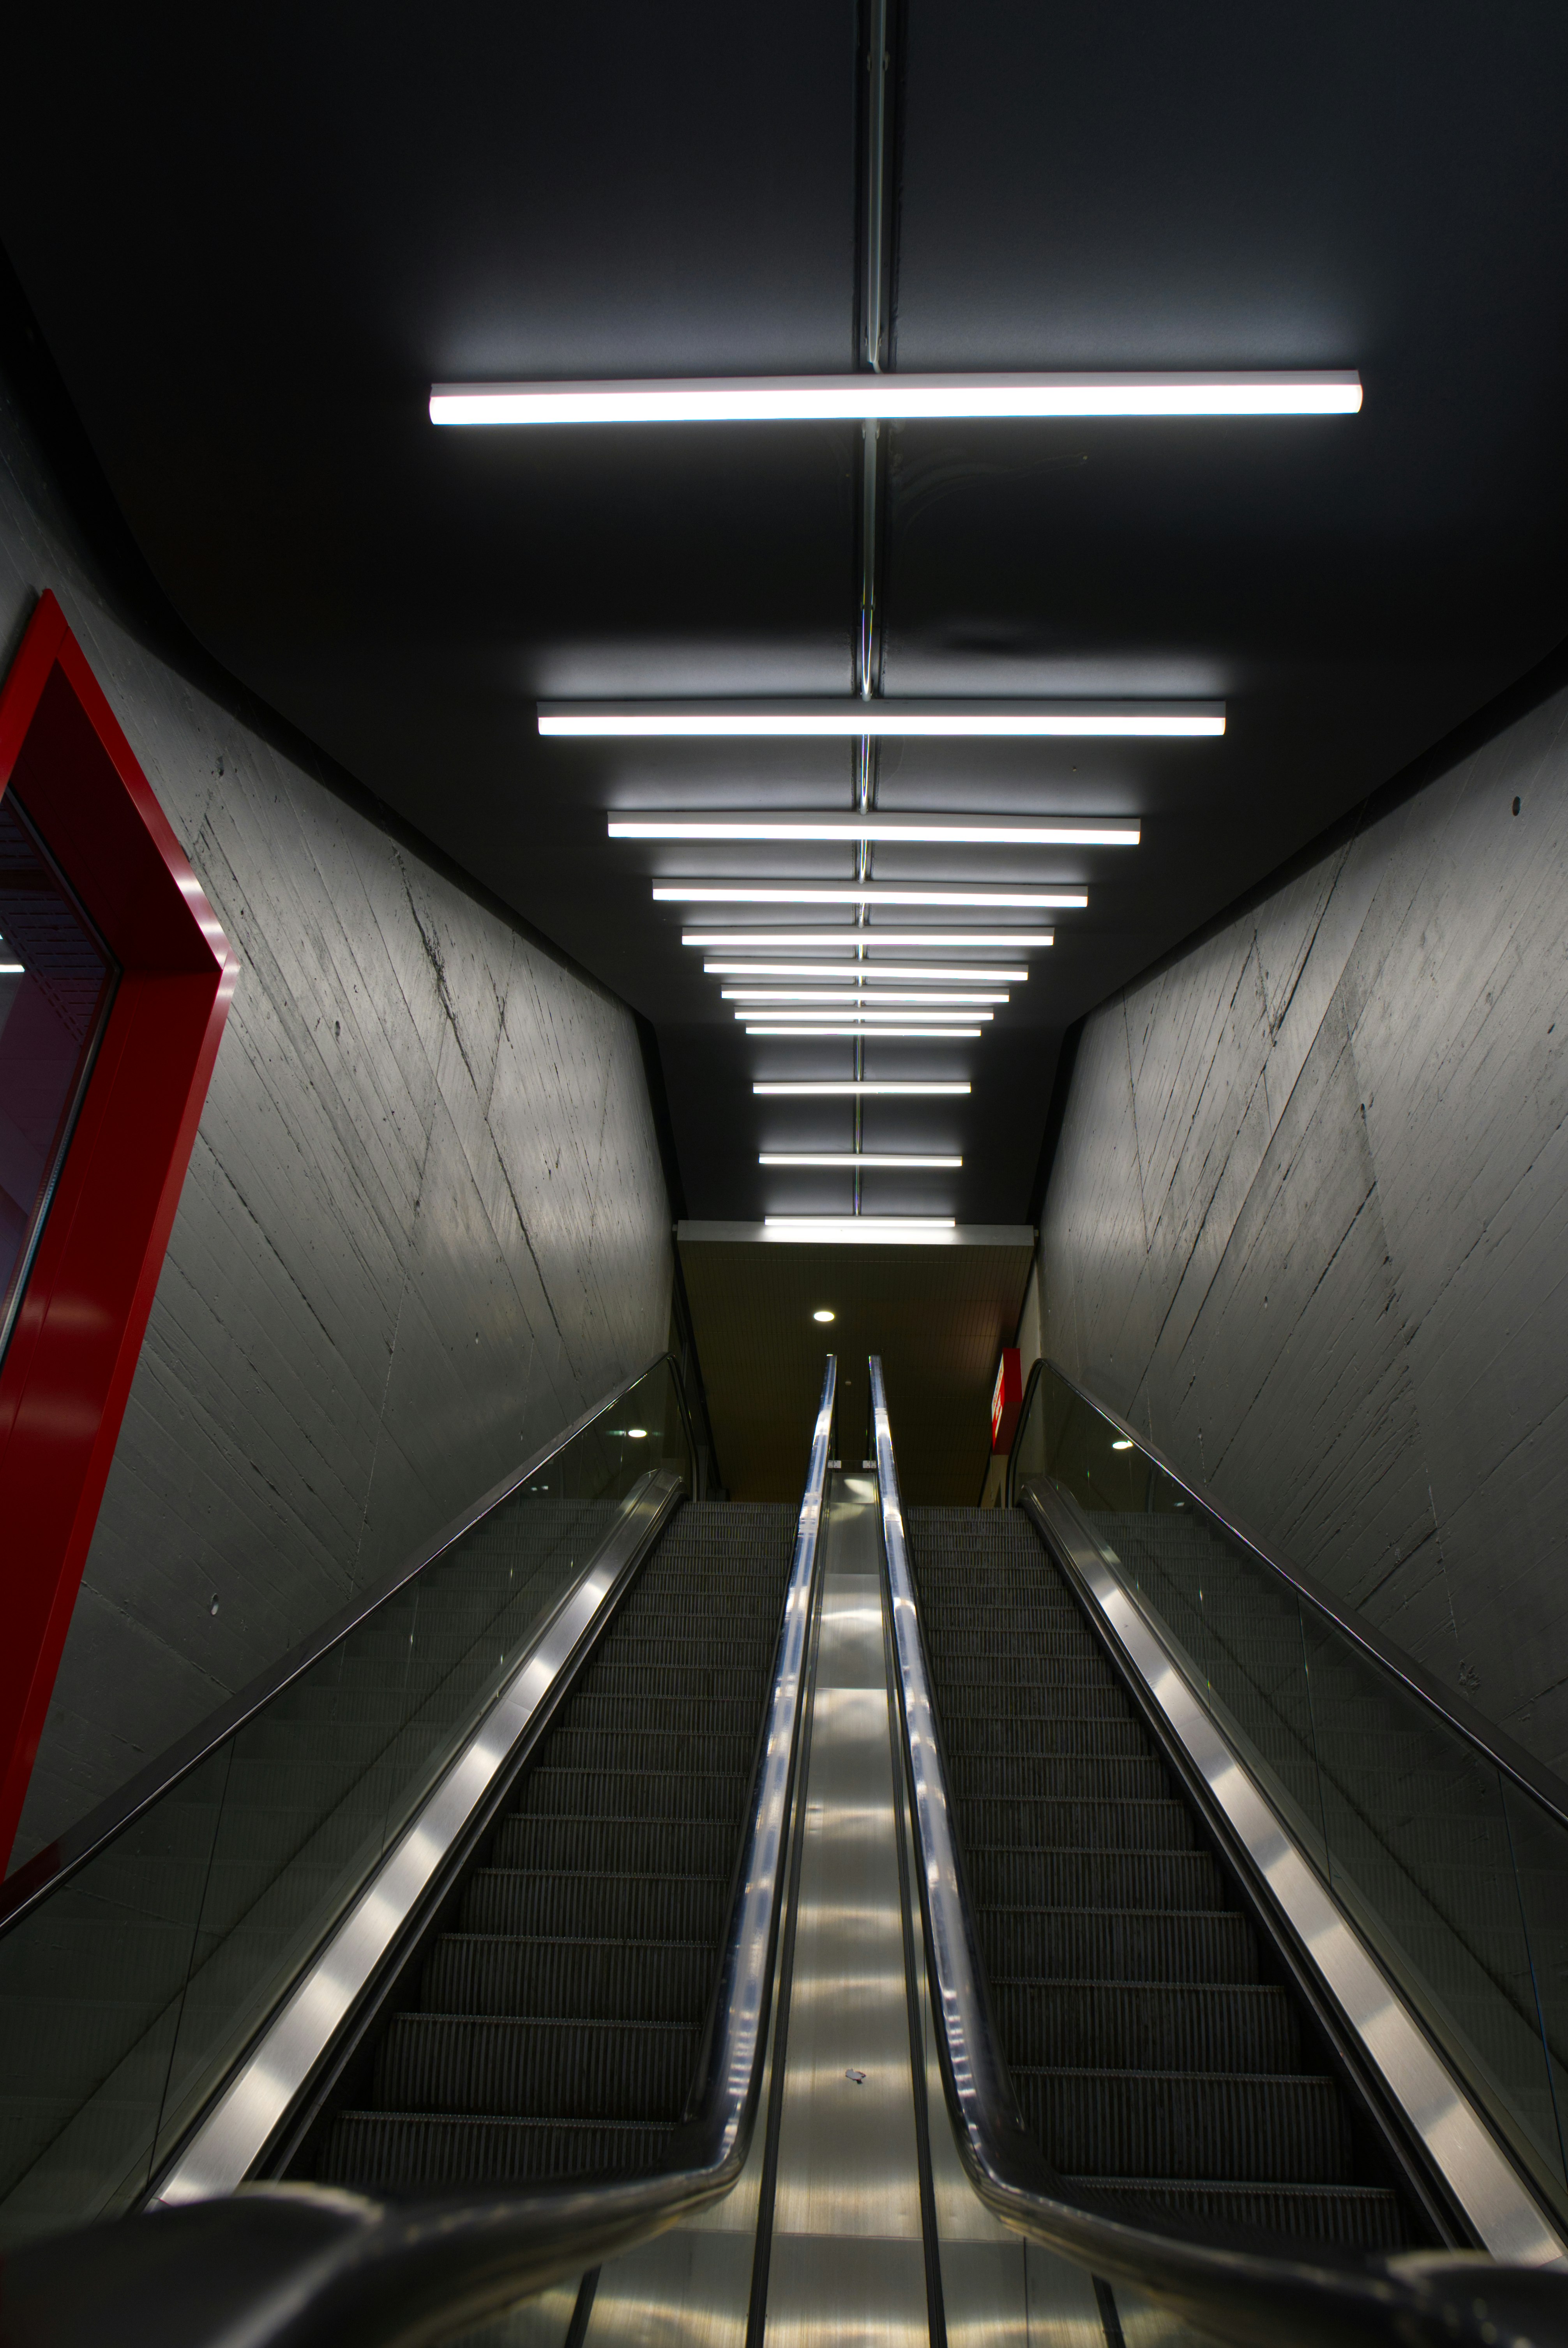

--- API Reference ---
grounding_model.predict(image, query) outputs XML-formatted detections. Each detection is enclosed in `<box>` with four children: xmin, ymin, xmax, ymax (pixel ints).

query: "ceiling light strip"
<box><xmin>737</xmin><ymin>1006</ymin><xmax>990</xmax><ymax>1024</ymax></box>
<box><xmin>754</xmin><ymin>1082</ymin><xmax>971</xmax><ymax>1096</ymax></box>
<box><xmin>551</xmin><ymin>699</ymin><xmax>1219</xmax><ymax>739</ymax></box>
<box><xmin>659</xmin><ymin>887</ymin><xmax>1085</xmax><ymax>908</ymax></box>
<box><xmin>722</xmin><ymin>989</ymin><xmax>1006</xmax><ymax>1005</ymax></box>
<box><xmin>683</xmin><ymin>931</ymin><xmax>1054</xmax><ymax>949</ymax></box>
<box><xmin>433</xmin><ymin>372</ymin><xmax>1361</xmax><ymax>427</ymax></box>
<box><xmin>759</xmin><ymin>1153</ymin><xmax>962</xmax><ymax>1169</ymax></box>
<box><xmin>745</xmin><ymin>1025</ymin><xmax>985</xmax><ymax>1039</ymax></box>
<box><xmin>705</xmin><ymin>963</ymin><xmax>1027</xmax><ymax>981</ymax></box>
<box><xmin>612</xmin><ymin>816</ymin><xmax>1139</xmax><ymax>846</ymax></box>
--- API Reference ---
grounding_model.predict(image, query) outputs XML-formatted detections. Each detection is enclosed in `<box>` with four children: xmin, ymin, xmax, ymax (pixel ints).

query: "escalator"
<box><xmin>907</xmin><ymin>1504</ymin><xmax>1411</xmax><ymax>2251</ymax></box>
<box><xmin>0</xmin><ymin>1346</ymin><xmax>1565</xmax><ymax>2348</ymax></box>
<box><xmin>304</xmin><ymin>1501</ymin><xmax>796</xmax><ymax>2192</ymax></box>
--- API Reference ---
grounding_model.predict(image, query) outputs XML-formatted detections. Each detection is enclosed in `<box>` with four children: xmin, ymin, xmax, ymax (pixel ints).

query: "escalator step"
<box><xmin>462</xmin><ymin>1869</ymin><xmax>728</xmax><ymax>1944</ymax></box>
<box><xmin>957</xmin><ymin>1796</ymin><xmax>1198</xmax><ymax>1852</ymax></box>
<box><xmin>316</xmin><ymin>2111</ymin><xmax>672</xmax><ymax>2187</ymax></box>
<box><xmin>483</xmin><ymin>1814</ymin><xmax>737</xmax><ymax>1878</ymax></box>
<box><xmin>1016</xmin><ymin>2069</ymin><xmax>1350</xmax><ymax>2183</ymax></box>
<box><xmin>990</xmin><ymin>1980</ymin><xmax>1299</xmax><ymax>2070</ymax></box>
<box><xmin>981</xmin><ymin>1908</ymin><xmax>1257</xmax><ymax>1984</ymax></box>
<box><xmin>1064</xmin><ymin>2178</ymin><xmax>1407</xmax><ymax>2252</ymax></box>
<box><xmin>422</xmin><ymin>1935</ymin><xmax>715</xmax><ymax>2021</ymax></box>
<box><xmin>965</xmin><ymin>1849</ymin><xmax>1228</xmax><ymax>1909</ymax></box>
<box><xmin>375</xmin><ymin>2011</ymin><xmax>700</xmax><ymax>2120</ymax></box>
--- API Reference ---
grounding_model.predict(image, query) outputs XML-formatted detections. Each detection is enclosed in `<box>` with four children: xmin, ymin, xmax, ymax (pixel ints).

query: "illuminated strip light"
<box><xmin>0</xmin><ymin>963</ymin><xmax>23</xmax><ymax>975</ymax></box>
<box><xmin>684</xmin><ymin>930</ymin><xmax>1054</xmax><ymax>949</ymax></box>
<box><xmin>722</xmin><ymin>989</ymin><xmax>1006</xmax><ymax>1006</ymax></box>
<box><xmin>611</xmin><ymin>815</ymin><xmax>1139</xmax><ymax>846</ymax></box>
<box><xmin>433</xmin><ymin>372</ymin><xmax>1361</xmax><ymax>427</ymax></box>
<box><xmin>763</xmin><ymin>1216</ymin><xmax>960</xmax><ymax>1244</ymax></box>
<box><xmin>738</xmin><ymin>1007</ymin><xmax>989</xmax><ymax>1024</ymax></box>
<box><xmin>760</xmin><ymin>1153</ymin><xmax>961</xmax><ymax>1169</ymax></box>
<box><xmin>746</xmin><ymin>1025</ymin><xmax>984</xmax><ymax>1039</ymax></box>
<box><xmin>705</xmin><ymin>963</ymin><xmax>1027</xmax><ymax>982</ymax></box>
<box><xmin>755</xmin><ymin>1081</ymin><xmax>969</xmax><ymax>1096</ymax></box>
<box><xmin>551</xmin><ymin>700</ymin><xmax>1219</xmax><ymax>740</ymax></box>
<box><xmin>658</xmin><ymin>887</ymin><xmax>1086</xmax><ymax>908</ymax></box>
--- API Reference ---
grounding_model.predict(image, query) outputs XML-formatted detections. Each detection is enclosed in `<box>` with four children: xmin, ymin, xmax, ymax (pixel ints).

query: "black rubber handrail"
<box><xmin>1006</xmin><ymin>1354</ymin><xmax>1568</xmax><ymax>1836</ymax></box>
<box><xmin>870</xmin><ymin>1352</ymin><xmax>1567</xmax><ymax>2348</ymax></box>
<box><xmin>0</xmin><ymin>1348</ymin><xmax>700</xmax><ymax>1934</ymax></box>
<box><xmin>0</xmin><ymin>1357</ymin><xmax>838</xmax><ymax>2348</ymax></box>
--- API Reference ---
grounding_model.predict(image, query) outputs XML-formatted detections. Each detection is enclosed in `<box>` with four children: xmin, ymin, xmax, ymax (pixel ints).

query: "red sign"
<box><xmin>991</xmin><ymin>1347</ymin><xmax>1023</xmax><ymax>1453</ymax></box>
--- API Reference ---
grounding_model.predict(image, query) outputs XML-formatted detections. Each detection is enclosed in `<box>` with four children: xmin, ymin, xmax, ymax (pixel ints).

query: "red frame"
<box><xmin>0</xmin><ymin>593</ymin><xmax>233</xmax><ymax>1866</ymax></box>
<box><xmin>990</xmin><ymin>1347</ymin><xmax>1023</xmax><ymax>1454</ymax></box>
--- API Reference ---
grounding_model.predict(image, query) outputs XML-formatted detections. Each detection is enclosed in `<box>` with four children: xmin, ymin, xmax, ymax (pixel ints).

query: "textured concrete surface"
<box><xmin>0</xmin><ymin>367</ymin><xmax>673</xmax><ymax>1867</ymax></box>
<box><xmin>1040</xmin><ymin>679</ymin><xmax>1568</xmax><ymax>1779</ymax></box>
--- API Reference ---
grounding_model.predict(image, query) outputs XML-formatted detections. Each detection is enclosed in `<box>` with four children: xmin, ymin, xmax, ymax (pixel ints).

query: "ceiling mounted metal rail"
<box><xmin>866</xmin><ymin>1351</ymin><xmax>1568</xmax><ymax>2348</ymax></box>
<box><xmin>0</xmin><ymin>1358</ymin><xmax>839</xmax><ymax>2348</ymax></box>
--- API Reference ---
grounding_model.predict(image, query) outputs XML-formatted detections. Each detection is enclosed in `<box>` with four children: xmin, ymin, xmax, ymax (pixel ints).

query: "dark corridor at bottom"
<box><xmin>293</xmin><ymin>1501</ymin><xmax>797</xmax><ymax>2190</ymax></box>
<box><xmin>908</xmin><ymin>1504</ymin><xmax>1428</xmax><ymax>2256</ymax></box>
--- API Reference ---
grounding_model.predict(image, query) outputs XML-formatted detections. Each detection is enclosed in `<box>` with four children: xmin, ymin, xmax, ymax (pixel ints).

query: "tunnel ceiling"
<box><xmin>4</xmin><ymin>7</ymin><xmax>1568</xmax><ymax>1230</ymax></box>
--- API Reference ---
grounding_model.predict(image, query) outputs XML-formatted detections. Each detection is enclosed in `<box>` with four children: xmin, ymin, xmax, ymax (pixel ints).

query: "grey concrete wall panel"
<box><xmin>0</xmin><ymin>368</ymin><xmax>673</xmax><ymax>1867</ymax></box>
<box><xmin>1040</xmin><ymin>677</ymin><xmax>1568</xmax><ymax>1780</ymax></box>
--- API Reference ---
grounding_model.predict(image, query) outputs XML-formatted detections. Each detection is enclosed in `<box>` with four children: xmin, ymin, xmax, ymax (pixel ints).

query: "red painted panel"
<box><xmin>990</xmin><ymin>1346</ymin><xmax>1023</xmax><ymax>1455</ymax></box>
<box><xmin>0</xmin><ymin>593</ymin><xmax>233</xmax><ymax>1865</ymax></box>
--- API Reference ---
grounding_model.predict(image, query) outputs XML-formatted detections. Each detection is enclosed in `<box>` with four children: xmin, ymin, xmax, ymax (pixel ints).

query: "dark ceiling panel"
<box><xmin>2</xmin><ymin>2</ymin><xmax>1567</xmax><ymax>1237</ymax></box>
<box><xmin>677</xmin><ymin>1227</ymin><xmax>1034</xmax><ymax>1502</ymax></box>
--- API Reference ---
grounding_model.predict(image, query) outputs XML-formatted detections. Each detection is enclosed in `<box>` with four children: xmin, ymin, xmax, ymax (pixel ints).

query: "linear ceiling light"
<box><xmin>723</xmin><ymin>989</ymin><xmax>1006</xmax><ymax>1005</ymax></box>
<box><xmin>746</xmin><ymin>1025</ymin><xmax>984</xmax><ymax>1039</ymax></box>
<box><xmin>705</xmin><ymin>963</ymin><xmax>1027</xmax><ymax>982</ymax></box>
<box><xmin>762</xmin><ymin>1216</ymin><xmax>961</xmax><ymax>1244</ymax></box>
<box><xmin>684</xmin><ymin>930</ymin><xmax>1054</xmax><ymax>949</ymax></box>
<box><xmin>760</xmin><ymin>1152</ymin><xmax>962</xmax><ymax>1169</ymax></box>
<box><xmin>550</xmin><ymin>699</ymin><xmax>1219</xmax><ymax>739</ymax></box>
<box><xmin>658</xmin><ymin>887</ymin><xmax>1086</xmax><ymax>909</ymax></box>
<box><xmin>433</xmin><ymin>372</ymin><xmax>1361</xmax><ymax>427</ymax></box>
<box><xmin>611</xmin><ymin>815</ymin><xmax>1139</xmax><ymax>847</ymax></box>
<box><xmin>738</xmin><ymin>1006</ymin><xmax>990</xmax><ymax>1023</ymax></box>
<box><xmin>754</xmin><ymin>1082</ymin><xmax>970</xmax><ymax>1096</ymax></box>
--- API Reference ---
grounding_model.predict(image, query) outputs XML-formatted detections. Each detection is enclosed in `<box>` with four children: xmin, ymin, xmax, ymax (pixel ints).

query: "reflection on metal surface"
<box><xmin>1020</xmin><ymin>1482</ymin><xmax>1566</xmax><ymax>2271</ymax></box>
<box><xmin>155</xmin><ymin>1474</ymin><xmax>684</xmax><ymax>2204</ymax></box>
<box><xmin>764</xmin><ymin>1473</ymin><xmax>932</xmax><ymax>2347</ymax></box>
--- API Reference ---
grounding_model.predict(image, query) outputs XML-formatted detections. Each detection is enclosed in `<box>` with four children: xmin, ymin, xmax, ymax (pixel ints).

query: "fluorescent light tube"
<box><xmin>658</xmin><ymin>887</ymin><xmax>1086</xmax><ymax>908</ymax></box>
<box><xmin>683</xmin><ymin>930</ymin><xmax>1055</xmax><ymax>949</ymax></box>
<box><xmin>0</xmin><ymin>963</ymin><xmax>23</xmax><ymax>976</ymax></box>
<box><xmin>433</xmin><ymin>372</ymin><xmax>1361</xmax><ymax>427</ymax></box>
<box><xmin>746</xmin><ymin>1025</ymin><xmax>984</xmax><ymax>1038</ymax></box>
<box><xmin>762</xmin><ymin>1215</ymin><xmax>960</xmax><ymax>1243</ymax></box>
<box><xmin>737</xmin><ymin>1006</ymin><xmax>990</xmax><ymax>1023</ymax></box>
<box><xmin>705</xmin><ymin>963</ymin><xmax>1027</xmax><ymax>982</ymax></box>
<box><xmin>722</xmin><ymin>989</ymin><xmax>1006</xmax><ymax>1005</ymax></box>
<box><xmin>611</xmin><ymin>815</ymin><xmax>1139</xmax><ymax>846</ymax></box>
<box><xmin>760</xmin><ymin>1153</ymin><xmax>962</xmax><ymax>1169</ymax></box>
<box><xmin>551</xmin><ymin>699</ymin><xmax>1220</xmax><ymax>739</ymax></box>
<box><xmin>754</xmin><ymin>1082</ymin><xmax>971</xmax><ymax>1096</ymax></box>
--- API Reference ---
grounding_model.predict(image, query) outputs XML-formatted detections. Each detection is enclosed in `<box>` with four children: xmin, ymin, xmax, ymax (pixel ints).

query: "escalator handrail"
<box><xmin>868</xmin><ymin>1352</ymin><xmax>1563</xmax><ymax>2348</ymax></box>
<box><xmin>1006</xmin><ymin>1353</ymin><xmax>1568</xmax><ymax>1835</ymax></box>
<box><xmin>0</xmin><ymin>1356</ymin><xmax>838</xmax><ymax>2348</ymax></box>
<box><xmin>0</xmin><ymin>1347</ymin><xmax>701</xmax><ymax>1936</ymax></box>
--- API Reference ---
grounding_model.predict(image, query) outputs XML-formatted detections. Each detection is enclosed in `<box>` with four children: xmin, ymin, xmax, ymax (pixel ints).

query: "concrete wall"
<box><xmin>0</xmin><ymin>364</ymin><xmax>674</xmax><ymax>1867</ymax></box>
<box><xmin>1040</xmin><ymin>677</ymin><xmax>1568</xmax><ymax>1779</ymax></box>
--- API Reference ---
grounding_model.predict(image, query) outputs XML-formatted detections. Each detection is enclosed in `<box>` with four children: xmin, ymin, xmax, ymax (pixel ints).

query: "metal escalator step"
<box><xmin>422</xmin><ymin>1934</ymin><xmax>715</xmax><ymax>2021</ymax></box>
<box><xmin>375</xmin><ymin>2010</ymin><xmax>701</xmax><ymax>2122</ymax></box>
<box><xmin>939</xmin><ymin>1716</ymin><xmax>1149</xmax><ymax>1759</ymax></box>
<box><xmin>958</xmin><ymin>1796</ymin><xmax>1198</xmax><ymax>1853</ymax></box>
<box><xmin>950</xmin><ymin>1753</ymin><xmax>1171</xmax><ymax>1803</ymax></box>
<box><xmin>485</xmin><ymin>1814</ymin><xmax>737</xmax><ymax>1878</ymax></box>
<box><xmin>980</xmin><ymin>1908</ymin><xmax>1257</xmax><ymax>1985</ymax></box>
<box><xmin>935</xmin><ymin>1654</ymin><xmax>1121</xmax><ymax>1689</ymax></box>
<box><xmin>461</xmin><ymin>1869</ymin><xmax>728</xmax><ymax>1943</ymax></box>
<box><xmin>541</xmin><ymin>1728</ymin><xmax>757</xmax><ymax>1777</ymax></box>
<box><xmin>315</xmin><ymin>2110</ymin><xmax>673</xmax><ymax>2188</ymax></box>
<box><xmin>563</xmin><ymin>1692</ymin><xmax>763</xmax><ymax>1735</ymax></box>
<box><xmin>582</xmin><ymin>1662</ymin><xmax>770</xmax><ymax>1701</ymax></box>
<box><xmin>1015</xmin><ymin>2068</ymin><xmax>1351</xmax><ymax>2184</ymax></box>
<box><xmin>595</xmin><ymin>1635</ymin><xmax>776</xmax><ymax>1671</ymax></box>
<box><xmin>1065</xmin><ymin>2178</ymin><xmax>1407</xmax><ymax>2252</ymax></box>
<box><xmin>991</xmin><ymin>1980</ymin><xmax>1299</xmax><ymax>2071</ymax></box>
<box><xmin>938</xmin><ymin>1681</ymin><xmax>1133</xmax><ymax>1721</ymax></box>
<box><xmin>965</xmin><ymin>1849</ymin><xmax>1228</xmax><ymax>1909</ymax></box>
<box><xmin>517</xmin><ymin>1769</ymin><xmax>748</xmax><ymax>1825</ymax></box>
